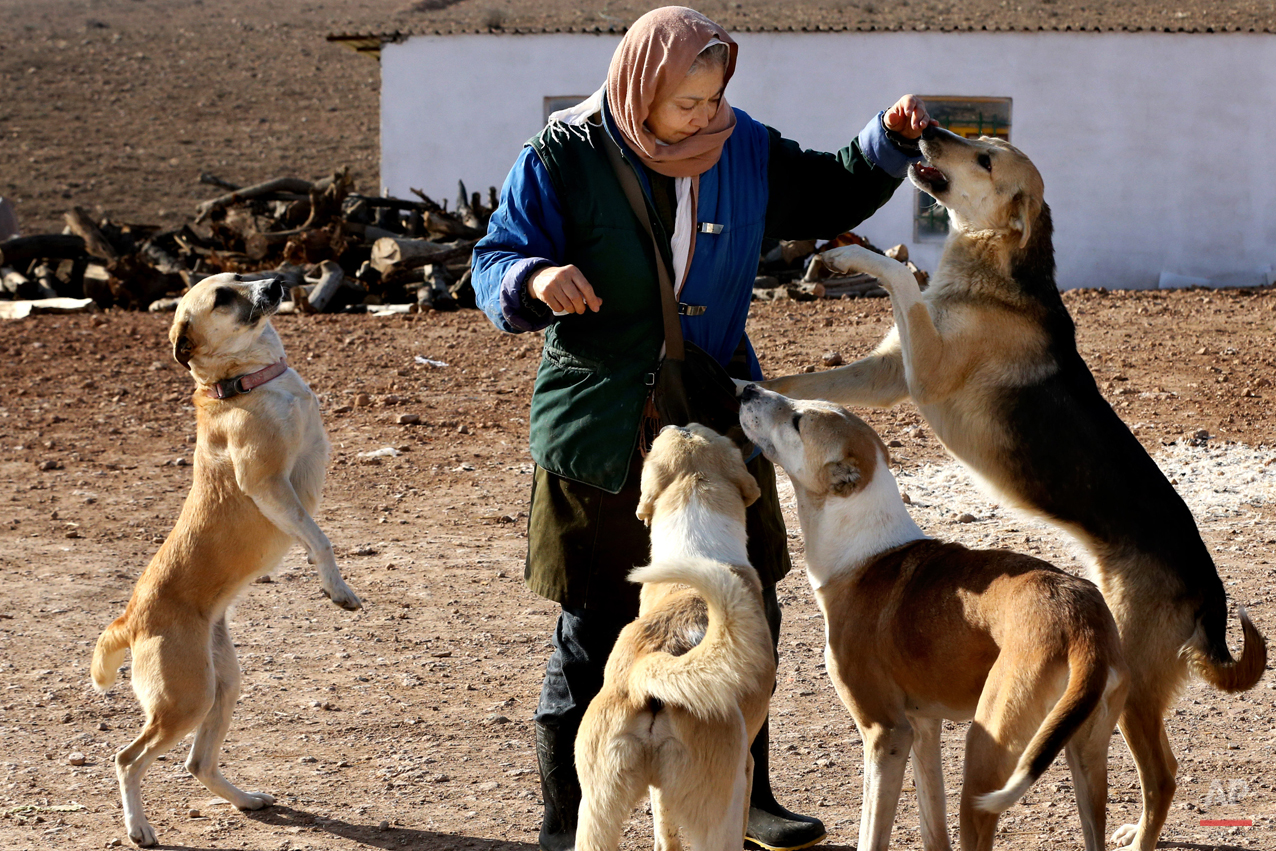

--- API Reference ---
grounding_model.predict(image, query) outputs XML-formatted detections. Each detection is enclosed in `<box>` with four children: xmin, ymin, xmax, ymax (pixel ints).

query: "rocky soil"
<box><xmin>1</xmin><ymin>288</ymin><xmax>1273</xmax><ymax>851</ymax></box>
<box><xmin>2</xmin><ymin>1</ymin><xmax>1273</xmax><ymax>849</ymax></box>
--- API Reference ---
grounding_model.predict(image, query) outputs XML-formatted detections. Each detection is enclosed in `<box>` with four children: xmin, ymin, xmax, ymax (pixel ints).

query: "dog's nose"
<box><xmin>739</xmin><ymin>383</ymin><xmax>759</xmax><ymax>402</ymax></box>
<box><xmin>921</xmin><ymin>124</ymin><xmax>940</xmax><ymax>141</ymax></box>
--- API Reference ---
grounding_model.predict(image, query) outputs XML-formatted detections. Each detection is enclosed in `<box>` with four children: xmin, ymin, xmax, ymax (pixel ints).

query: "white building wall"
<box><xmin>381</xmin><ymin>32</ymin><xmax>1276</xmax><ymax>290</ymax></box>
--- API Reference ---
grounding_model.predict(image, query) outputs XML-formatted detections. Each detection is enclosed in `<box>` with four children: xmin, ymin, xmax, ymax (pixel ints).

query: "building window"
<box><xmin>914</xmin><ymin>96</ymin><xmax>1012</xmax><ymax>242</ymax></box>
<box><xmin>543</xmin><ymin>96</ymin><xmax>592</xmax><ymax>125</ymax></box>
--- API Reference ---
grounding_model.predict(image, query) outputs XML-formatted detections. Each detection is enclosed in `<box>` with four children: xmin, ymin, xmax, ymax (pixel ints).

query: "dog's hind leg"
<box><xmin>577</xmin><ymin>779</ymin><xmax>641</xmax><ymax>851</ymax></box>
<box><xmin>1105</xmin><ymin>599</ymin><xmax>1187</xmax><ymax>851</ymax></box>
<box><xmin>1111</xmin><ymin>700</ymin><xmax>1178</xmax><ymax>851</ymax></box>
<box><xmin>1068</xmin><ymin>666</ymin><xmax>1126</xmax><ymax>851</ymax></box>
<box><xmin>1066</xmin><ymin>727</ymin><xmax>1111</xmax><ymax>851</ymax></box>
<box><xmin>575</xmin><ymin>729</ymin><xmax>645</xmax><ymax>851</ymax></box>
<box><xmin>682</xmin><ymin>718</ymin><xmax>748</xmax><ymax>851</ymax></box>
<box><xmin>910</xmin><ymin>717</ymin><xmax>952</xmax><ymax>851</ymax></box>
<box><xmin>958</xmin><ymin>737</ymin><xmax>1009</xmax><ymax>851</ymax></box>
<box><xmin>186</xmin><ymin>618</ymin><xmax>275</xmax><ymax>810</ymax></box>
<box><xmin>116</xmin><ymin>723</ymin><xmax>192</xmax><ymax>847</ymax></box>
<box><xmin>959</xmin><ymin>662</ymin><xmax>1040</xmax><ymax>851</ymax></box>
<box><xmin>690</xmin><ymin>770</ymin><xmax>747</xmax><ymax>851</ymax></box>
<box><xmin>117</xmin><ymin>637</ymin><xmax>215</xmax><ymax>847</ymax></box>
<box><xmin>651</xmin><ymin>786</ymin><xmax>684</xmax><ymax>851</ymax></box>
<box><xmin>856</xmin><ymin>721</ymin><xmax>914</xmax><ymax>851</ymax></box>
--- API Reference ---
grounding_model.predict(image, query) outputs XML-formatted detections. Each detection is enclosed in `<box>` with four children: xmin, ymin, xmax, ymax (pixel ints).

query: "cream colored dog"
<box><xmin>575</xmin><ymin>424</ymin><xmax>776</xmax><ymax>851</ymax></box>
<box><xmin>740</xmin><ymin>385</ymin><xmax>1127</xmax><ymax>851</ymax></box>
<box><xmin>763</xmin><ymin>127</ymin><xmax>1265</xmax><ymax>851</ymax></box>
<box><xmin>90</xmin><ymin>272</ymin><xmax>360</xmax><ymax>847</ymax></box>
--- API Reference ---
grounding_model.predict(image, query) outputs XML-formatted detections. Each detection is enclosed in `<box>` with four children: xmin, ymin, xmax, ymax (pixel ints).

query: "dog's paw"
<box><xmin>821</xmin><ymin>244</ymin><xmax>886</xmax><ymax>276</ymax></box>
<box><xmin>234</xmin><ymin>791</ymin><xmax>276</xmax><ymax>811</ymax></box>
<box><xmin>1111</xmin><ymin>823</ymin><xmax>1139</xmax><ymax>847</ymax></box>
<box><xmin>323</xmin><ymin>583</ymin><xmax>362</xmax><ymax>611</ymax></box>
<box><xmin>821</xmin><ymin>244</ymin><xmax>920</xmax><ymax>296</ymax></box>
<box><xmin>127</xmin><ymin>821</ymin><xmax>158</xmax><ymax>848</ymax></box>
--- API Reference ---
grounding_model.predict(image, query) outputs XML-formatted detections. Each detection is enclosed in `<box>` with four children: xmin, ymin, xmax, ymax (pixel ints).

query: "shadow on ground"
<box><xmin>237</xmin><ymin>805</ymin><xmax>538</xmax><ymax>851</ymax></box>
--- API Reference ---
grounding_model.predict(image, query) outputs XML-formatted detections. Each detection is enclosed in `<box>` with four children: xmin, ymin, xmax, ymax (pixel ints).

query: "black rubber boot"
<box><xmin>535</xmin><ymin>721</ymin><xmax>581</xmax><ymax>851</ymax></box>
<box><xmin>745</xmin><ymin>718</ymin><xmax>827</xmax><ymax>851</ymax></box>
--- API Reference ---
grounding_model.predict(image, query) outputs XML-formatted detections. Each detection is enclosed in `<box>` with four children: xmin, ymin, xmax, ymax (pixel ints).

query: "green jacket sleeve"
<box><xmin>763</xmin><ymin>127</ymin><xmax>904</xmax><ymax>241</ymax></box>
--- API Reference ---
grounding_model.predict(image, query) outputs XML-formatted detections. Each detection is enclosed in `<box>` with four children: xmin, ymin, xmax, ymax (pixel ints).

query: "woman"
<box><xmin>473</xmin><ymin>7</ymin><xmax>934</xmax><ymax>850</ymax></box>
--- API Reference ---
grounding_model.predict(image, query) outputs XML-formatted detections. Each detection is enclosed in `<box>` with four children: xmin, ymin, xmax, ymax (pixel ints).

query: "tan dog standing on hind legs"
<box><xmin>575</xmin><ymin>424</ymin><xmax>776</xmax><ymax>851</ymax></box>
<box><xmin>762</xmin><ymin>126</ymin><xmax>1266</xmax><ymax>850</ymax></box>
<box><xmin>740</xmin><ymin>386</ymin><xmax>1128</xmax><ymax>851</ymax></box>
<box><xmin>91</xmin><ymin>272</ymin><xmax>361</xmax><ymax>847</ymax></box>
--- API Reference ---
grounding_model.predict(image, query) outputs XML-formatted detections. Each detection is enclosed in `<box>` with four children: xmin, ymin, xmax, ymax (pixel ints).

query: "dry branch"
<box><xmin>0</xmin><ymin>234</ymin><xmax>87</xmax><ymax>270</ymax></box>
<box><xmin>417</xmin><ymin>263</ymin><xmax>457</xmax><ymax>312</ymax></box>
<box><xmin>64</xmin><ymin>208</ymin><xmax>119</xmax><ymax>262</ymax></box>
<box><xmin>195</xmin><ymin>177</ymin><xmax>315</xmax><ymax>223</ymax></box>
<box><xmin>370</xmin><ymin>237</ymin><xmax>452</xmax><ymax>274</ymax></box>
<box><xmin>306</xmin><ymin>260</ymin><xmax>346</xmax><ymax>313</ymax></box>
<box><xmin>199</xmin><ymin>172</ymin><xmax>241</xmax><ymax>191</ymax></box>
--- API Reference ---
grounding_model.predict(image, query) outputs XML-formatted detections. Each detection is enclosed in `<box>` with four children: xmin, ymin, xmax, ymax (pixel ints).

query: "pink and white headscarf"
<box><xmin>605</xmin><ymin>6</ymin><xmax>738</xmax><ymax>179</ymax></box>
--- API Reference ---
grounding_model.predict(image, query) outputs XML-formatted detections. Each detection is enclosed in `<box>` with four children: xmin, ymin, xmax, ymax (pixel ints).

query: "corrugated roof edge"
<box><xmin>326</xmin><ymin>24</ymin><xmax>1275</xmax><ymax>58</ymax></box>
<box><xmin>328</xmin><ymin>23</ymin><xmax>1275</xmax><ymax>39</ymax></box>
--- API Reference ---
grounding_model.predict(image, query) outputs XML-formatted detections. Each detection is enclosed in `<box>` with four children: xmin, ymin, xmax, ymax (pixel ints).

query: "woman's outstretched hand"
<box><xmin>528</xmin><ymin>264</ymin><xmax>604</xmax><ymax>314</ymax></box>
<box><xmin>884</xmin><ymin>95</ymin><xmax>938</xmax><ymax>139</ymax></box>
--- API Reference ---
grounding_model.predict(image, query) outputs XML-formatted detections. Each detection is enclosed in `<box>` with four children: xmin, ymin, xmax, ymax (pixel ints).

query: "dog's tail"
<box><xmin>1185</xmin><ymin>606</ymin><xmax>1267</xmax><ymax>693</ymax></box>
<box><xmin>91</xmin><ymin>616</ymin><xmax>132</xmax><ymax>692</ymax></box>
<box><xmin>974</xmin><ymin>640</ymin><xmax>1112</xmax><ymax>814</ymax></box>
<box><xmin>626</xmin><ymin>558</ymin><xmax>774</xmax><ymax>721</ymax></box>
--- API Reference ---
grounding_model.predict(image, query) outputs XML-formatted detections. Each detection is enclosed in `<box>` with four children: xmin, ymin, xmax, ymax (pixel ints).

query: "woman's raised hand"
<box><xmin>883</xmin><ymin>95</ymin><xmax>938</xmax><ymax>140</ymax></box>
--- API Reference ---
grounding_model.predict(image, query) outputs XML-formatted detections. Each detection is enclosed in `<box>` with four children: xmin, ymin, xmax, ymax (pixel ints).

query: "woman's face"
<box><xmin>645</xmin><ymin>64</ymin><xmax>726</xmax><ymax>145</ymax></box>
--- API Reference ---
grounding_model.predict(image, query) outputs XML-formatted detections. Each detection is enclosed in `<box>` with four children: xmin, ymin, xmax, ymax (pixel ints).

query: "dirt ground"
<box><xmin>3</xmin><ymin>1</ymin><xmax>1276</xmax><ymax>849</ymax></box>
<box><xmin>1</xmin><ymin>287</ymin><xmax>1274</xmax><ymax>851</ymax></box>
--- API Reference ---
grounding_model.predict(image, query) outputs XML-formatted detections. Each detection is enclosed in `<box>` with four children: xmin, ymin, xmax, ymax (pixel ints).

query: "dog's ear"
<box><xmin>636</xmin><ymin>461</ymin><xmax>672</xmax><ymax>527</ymax></box>
<box><xmin>1008</xmin><ymin>191</ymin><xmax>1035</xmax><ymax>249</ymax></box>
<box><xmin>719</xmin><ymin>429</ymin><xmax>762</xmax><ymax>506</ymax></box>
<box><xmin>172</xmin><ymin>321</ymin><xmax>194</xmax><ymax>369</ymax></box>
<box><xmin>636</xmin><ymin>491</ymin><xmax>656</xmax><ymax>526</ymax></box>
<box><xmin>733</xmin><ymin>463</ymin><xmax>762</xmax><ymax>508</ymax></box>
<box><xmin>825</xmin><ymin>458</ymin><xmax>863</xmax><ymax>496</ymax></box>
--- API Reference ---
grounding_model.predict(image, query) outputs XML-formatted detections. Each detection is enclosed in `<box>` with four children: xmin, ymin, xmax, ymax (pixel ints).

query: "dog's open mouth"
<box><xmin>910</xmin><ymin>162</ymin><xmax>949</xmax><ymax>195</ymax></box>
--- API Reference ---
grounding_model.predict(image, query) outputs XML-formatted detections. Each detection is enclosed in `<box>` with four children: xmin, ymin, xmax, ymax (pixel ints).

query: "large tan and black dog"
<box><xmin>739</xmin><ymin>385</ymin><xmax>1128</xmax><ymax>851</ymax></box>
<box><xmin>575</xmin><ymin>424</ymin><xmax>776</xmax><ymax>851</ymax></box>
<box><xmin>763</xmin><ymin>128</ymin><xmax>1266</xmax><ymax>850</ymax></box>
<box><xmin>91</xmin><ymin>273</ymin><xmax>361</xmax><ymax>847</ymax></box>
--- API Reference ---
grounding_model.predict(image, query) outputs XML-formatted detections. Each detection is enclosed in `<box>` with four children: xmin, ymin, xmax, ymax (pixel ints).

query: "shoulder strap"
<box><xmin>602</xmin><ymin>134</ymin><xmax>686</xmax><ymax>363</ymax></box>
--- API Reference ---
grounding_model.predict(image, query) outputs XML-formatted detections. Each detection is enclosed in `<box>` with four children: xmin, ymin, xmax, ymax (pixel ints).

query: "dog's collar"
<box><xmin>207</xmin><ymin>358</ymin><xmax>288</xmax><ymax>400</ymax></box>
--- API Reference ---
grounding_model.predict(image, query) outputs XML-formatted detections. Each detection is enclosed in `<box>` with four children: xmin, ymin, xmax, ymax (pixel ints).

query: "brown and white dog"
<box><xmin>740</xmin><ymin>385</ymin><xmax>1127</xmax><ymax>851</ymax></box>
<box><xmin>575</xmin><ymin>424</ymin><xmax>776</xmax><ymax>851</ymax></box>
<box><xmin>90</xmin><ymin>273</ymin><xmax>361</xmax><ymax>847</ymax></box>
<box><xmin>762</xmin><ymin>128</ymin><xmax>1266</xmax><ymax>850</ymax></box>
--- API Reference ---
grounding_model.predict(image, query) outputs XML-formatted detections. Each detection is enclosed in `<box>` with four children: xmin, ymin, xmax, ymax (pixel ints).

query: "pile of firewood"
<box><xmin>752</xmin><ymin>234</ymin><xmax>929</xmax><ymax>302</ymax></box>
<box><xmin>0</xmin><ymin>169</ymin><xmax>495</xmax><ymax>314</ymax></box>
<box><xmin>1</xmin><ymin>170</ymin><xmax>928</xmax><ymax>315</ymax></box>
